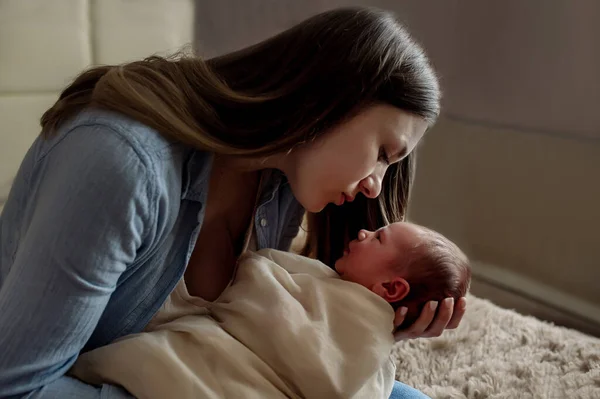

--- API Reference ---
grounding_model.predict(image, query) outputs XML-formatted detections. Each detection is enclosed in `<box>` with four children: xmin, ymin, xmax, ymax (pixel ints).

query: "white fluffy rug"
<box><xmin>392</xmin><ymin>295</ymin><xmax>600</xmax><ymax>399</ymax></box>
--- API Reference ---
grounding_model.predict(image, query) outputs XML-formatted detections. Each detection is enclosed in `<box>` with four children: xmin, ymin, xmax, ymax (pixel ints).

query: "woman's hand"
<box><xmin>393</xmin><ymin>297</ymin><xmax>467</xmax><ymax>341</ymax></box>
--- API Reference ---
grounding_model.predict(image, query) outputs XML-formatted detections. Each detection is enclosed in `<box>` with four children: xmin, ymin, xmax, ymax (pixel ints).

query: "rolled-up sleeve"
<box><xmin>0</xmin><ymin>124</ymin><xmax>155</xmax><ymax>398</ymax></box>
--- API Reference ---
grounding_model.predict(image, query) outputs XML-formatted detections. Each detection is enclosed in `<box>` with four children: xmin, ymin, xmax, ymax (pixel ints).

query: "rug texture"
<box><xmin>392</xmin><ymin>295</ymin><xmax>600</xmax><ymax>399</ymax></box>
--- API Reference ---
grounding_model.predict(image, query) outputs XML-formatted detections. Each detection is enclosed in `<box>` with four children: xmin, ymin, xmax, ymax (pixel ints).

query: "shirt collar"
<box><xmin>181</xmin><ymin>150</ymin><xmax>213</xmax><ymax>201</ymax></box>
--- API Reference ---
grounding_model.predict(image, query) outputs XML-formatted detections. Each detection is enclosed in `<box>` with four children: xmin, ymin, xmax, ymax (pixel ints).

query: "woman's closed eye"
<box><xmin>381</xmin><ymin>145</ymin><xmax>409</xmax><ymax>166</ymax></box>
<box><xmin>378</xmin><ymin>147</ymin><xmax>390</xmax><ymax>166</ymax></box>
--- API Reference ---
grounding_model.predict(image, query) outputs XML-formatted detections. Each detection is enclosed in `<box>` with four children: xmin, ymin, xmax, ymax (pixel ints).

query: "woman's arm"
<box><xmin>0</xmin><ymin>124</ymin><xmax>155</xmax><ymax>397</ymax></box>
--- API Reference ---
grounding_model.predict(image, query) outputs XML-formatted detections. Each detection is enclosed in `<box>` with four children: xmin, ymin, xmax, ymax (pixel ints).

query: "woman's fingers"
<box><xmin>393</xmin><ymin>297</ymin><xmax>467</xmax><ymax>341</ymax></box>
<box><xmin>411</xmin><ymin>301</ymin><xmax>438</xmax><ymax>335</ymax></box>
<box><xmin>422</xmin><ymin>297</ymin><xmax>454</xmax><ymax>337</ymax></box>
<box><xmin>394</xmin><ymin>300</ymin><xmax>438</xmax><ymax>341</ymax></box>
<box><xmin>393</xmin><ymin>306</ymin><xmax>408</xmax><ymax>328</ymax></box>
<box><xmin>446</xmin><ymin>297</ymin><xmax>467</xmax><ymax>329</ymax></box>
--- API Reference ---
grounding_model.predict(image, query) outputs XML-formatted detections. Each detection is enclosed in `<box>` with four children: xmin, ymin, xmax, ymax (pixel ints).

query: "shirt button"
<box><xmin>260</xmin><ymin>218</ymin><xmax>268</xmax><ymax>227</ymax></box>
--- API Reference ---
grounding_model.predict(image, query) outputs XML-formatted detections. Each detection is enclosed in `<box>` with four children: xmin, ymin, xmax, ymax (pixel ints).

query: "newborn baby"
<box><xmin>71</xmin><ymin>222</ymin><xmax>470</xmax><ymax>399</ymax></box>
<box><xmin>337</xmin><ymin>222</ymin><xmax>471</xmax><ymax>329</ymax></box>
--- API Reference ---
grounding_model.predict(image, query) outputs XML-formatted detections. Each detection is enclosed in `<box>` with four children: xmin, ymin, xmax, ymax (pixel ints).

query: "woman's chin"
<box><xmin>291</xmin><ymin>187</ymin><xmax>335</xmax><ymax>213</ymax></box>
<box><xmin>300</xmin><ymin>199</ymin><xmax>327</xmax><ymax>213</ymax></box>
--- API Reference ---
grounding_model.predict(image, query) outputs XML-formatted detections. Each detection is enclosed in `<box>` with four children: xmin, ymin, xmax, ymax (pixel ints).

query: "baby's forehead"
<box><xmin>386</xmin><ymin>222</ymin><xmax>429</xmax><ymax>240</ymax></box>
<box><xmin>387</xmin><ymin>223</ymin><xmax>448</xmax><ymax>257</ymax></box>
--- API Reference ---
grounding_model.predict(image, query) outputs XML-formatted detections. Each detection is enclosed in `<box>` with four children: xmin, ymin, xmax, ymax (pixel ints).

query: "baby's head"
<box><xmin>334</xmin><ymin>222</ymin><xmax>471</xmax><ymax>329</ymax></box>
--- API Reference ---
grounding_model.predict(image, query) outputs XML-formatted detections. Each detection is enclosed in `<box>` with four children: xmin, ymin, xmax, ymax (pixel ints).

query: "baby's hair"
<box><xmin>391</xmin><ymin>226</ymin><xmax>471</xmax><ymax>330</ymax></box>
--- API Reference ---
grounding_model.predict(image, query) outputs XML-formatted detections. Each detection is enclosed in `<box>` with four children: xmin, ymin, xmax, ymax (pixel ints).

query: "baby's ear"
<box><xmin>381</xmin><ymin>278</ymin><xmax>410</xmax><ymax>302</ymax></box>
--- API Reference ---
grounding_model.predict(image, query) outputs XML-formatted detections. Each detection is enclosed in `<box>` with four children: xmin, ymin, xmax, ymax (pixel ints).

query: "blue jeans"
<box><xmin>391</xmin><ymin>381</ymin><xmax>431</xmax><ymax>398</ymax></box>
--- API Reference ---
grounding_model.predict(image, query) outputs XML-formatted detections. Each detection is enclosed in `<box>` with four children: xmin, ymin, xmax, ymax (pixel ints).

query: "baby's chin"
<box><xmin>334</xmin><ymin>263</ymin><xmax>355</xmax><ymax>283</ymax></box>
<box><xmin>333</xmin><ymin>257</ymin><xmax>348</xmax><ymax>276</ymax></box>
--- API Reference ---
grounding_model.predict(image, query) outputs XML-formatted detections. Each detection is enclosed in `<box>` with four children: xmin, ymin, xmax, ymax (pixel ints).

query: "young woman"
<box><xmin>0</xmin><ymin>7</ymin><xmax>465</xmax><ymax>398</ymax></box>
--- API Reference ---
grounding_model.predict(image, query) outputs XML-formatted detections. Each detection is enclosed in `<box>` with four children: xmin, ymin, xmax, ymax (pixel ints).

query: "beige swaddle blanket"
<box><xmin>70</xmin><ymin>249</ymin><xmax>397</xmax><ymax>399</ymax></box>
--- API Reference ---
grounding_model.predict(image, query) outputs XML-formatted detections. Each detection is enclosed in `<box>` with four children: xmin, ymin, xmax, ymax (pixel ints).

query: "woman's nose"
<box><xmin>359</xmin><ymin>172</ymin><xmax>383</xmax><ymax>199</ymax></box>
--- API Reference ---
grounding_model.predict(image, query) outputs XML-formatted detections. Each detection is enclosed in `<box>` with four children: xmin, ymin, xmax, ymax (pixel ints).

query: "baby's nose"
<box><xmin>358</xmin><ymin>230</ymin><xmax>369</xmax><ymax>241</ymax></box>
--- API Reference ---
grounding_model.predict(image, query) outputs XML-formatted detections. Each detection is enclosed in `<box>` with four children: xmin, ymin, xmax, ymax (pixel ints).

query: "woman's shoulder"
<box><xmin>33</xmin><ymin>108</ymin><xmax>207</xmax><ymax>194</ymax></box>
<box><xmin>54</xmin><ymin>108</ymin><xmax>184</xmax><ymax>164</ymax></box>
<box><xmin>19</xmin><ymin>108</ymin><xmax>206</xmax><ymax>222</ymax></box>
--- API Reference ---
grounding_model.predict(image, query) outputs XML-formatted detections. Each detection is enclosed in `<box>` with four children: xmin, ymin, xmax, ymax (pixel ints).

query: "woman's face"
<box><xmin>285</xmin><ymin>104</ymin><xmax>429</xmax><ymax>213</ymax></box>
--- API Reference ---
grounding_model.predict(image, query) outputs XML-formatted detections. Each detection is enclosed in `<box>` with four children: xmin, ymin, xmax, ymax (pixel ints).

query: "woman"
<box><xmin>0</xmin><ymin>7</ymin><xmax>465</xmax><ymax>398</ymax></box>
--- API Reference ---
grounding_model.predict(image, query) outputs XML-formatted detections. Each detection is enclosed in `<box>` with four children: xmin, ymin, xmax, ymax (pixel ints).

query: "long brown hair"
<box><xmin>41</xmin><ymin>7</ymin><xmax>440</xmax><ymax>266</ymax></box>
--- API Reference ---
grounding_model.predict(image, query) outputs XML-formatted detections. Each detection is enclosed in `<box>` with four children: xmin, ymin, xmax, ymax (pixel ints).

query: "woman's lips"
<box><xmin>336</xmin><ymin>193</ymin><xmax>355</xmax><ymax>206</ymax></box>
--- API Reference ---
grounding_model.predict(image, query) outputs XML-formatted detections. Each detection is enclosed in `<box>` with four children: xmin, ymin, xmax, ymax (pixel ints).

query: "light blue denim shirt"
<box><xmin>0</xmin><ymin>109</ymin><xmax>427</xmax><ymax>399</ymax></box>
<box><xmin>0</xmin><ymin>109</ymin><xmax>304</xmax><ymax>397</ymax></box>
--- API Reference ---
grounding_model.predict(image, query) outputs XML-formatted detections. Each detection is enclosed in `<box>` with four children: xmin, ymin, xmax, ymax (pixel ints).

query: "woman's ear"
<box><xmin>381</xmin><ymin>278</ymin><xmax>410</xmax><ymax>302</ymax></box>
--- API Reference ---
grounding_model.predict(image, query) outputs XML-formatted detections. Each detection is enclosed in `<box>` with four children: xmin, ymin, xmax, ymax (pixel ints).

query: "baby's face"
<box><xmin>335</xmin><ymin>222</ymin><xmax>423</xmax><ymax>289</ymax></box>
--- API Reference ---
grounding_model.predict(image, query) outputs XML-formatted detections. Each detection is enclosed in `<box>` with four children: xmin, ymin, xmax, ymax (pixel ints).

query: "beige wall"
<box><xmin>409</xmin><ymin>117</ymin><xmax>600</xmax><ymax>306</ymax></box>
<box><xmin>0</xmin><ymin>0</ymin><xmax>194</xmax><ymax>211</ymax></box>
<box><xmin>372</xmin><ymin>0</ymin><xmax>600</xmax><ymax>139</ymax></box>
